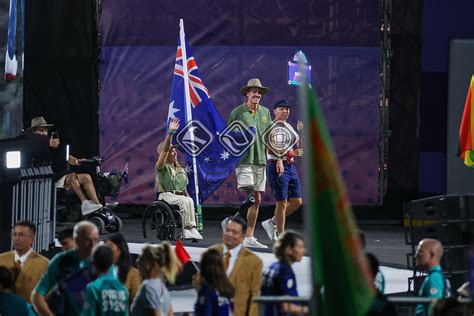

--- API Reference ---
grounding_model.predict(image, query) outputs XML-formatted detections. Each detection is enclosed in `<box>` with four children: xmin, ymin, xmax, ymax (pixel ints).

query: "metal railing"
<box><xmin>388</xmin><ymin>296</ymin><xmax>473</xmax><ymax>316</ymax></box>
<box><xmin>254</xmin><ymin>295</ymin><xmax>474</xmax><ymax>316</ymax></box>
<box><xmin>254</xmin><ymin>296</ymin><xmax>310</xmax><ymax>316</ymax></box>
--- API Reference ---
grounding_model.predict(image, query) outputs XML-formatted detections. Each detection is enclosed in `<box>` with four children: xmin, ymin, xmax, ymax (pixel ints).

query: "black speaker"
<box><xmin>406</xmin><ymin>194</ymin><xmax>474</xmax><ymax>221</ymax></box>
<box><xmin>406</xmin><ymin>222</ymin><xmax>473</xmax><ymax>246</ymax></box>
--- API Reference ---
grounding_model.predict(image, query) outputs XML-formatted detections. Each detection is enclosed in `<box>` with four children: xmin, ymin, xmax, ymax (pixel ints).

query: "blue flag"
<box><xmin>168</xmin><ymin>31</ymin><xmax>254</xmax><ymax>204</ymax></box>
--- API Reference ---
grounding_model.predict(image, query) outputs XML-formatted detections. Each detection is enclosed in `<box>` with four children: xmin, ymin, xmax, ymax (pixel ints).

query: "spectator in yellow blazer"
<box><xmin>214</xmin><ymin>216</ymin><xmax>263</xmax><ymax>316</ymax></box>
<box><xmin>0</xmin><ymin>220</ymin><xmax>48</xmax><ymax>302</ymax></box>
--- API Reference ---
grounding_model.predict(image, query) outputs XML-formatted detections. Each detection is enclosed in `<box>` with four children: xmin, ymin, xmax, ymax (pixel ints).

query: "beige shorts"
<box><xmin>235</xmin><ymin>164</ymin><xmax>266</xmax><ymax>192</ymax></box>
<box><xmin>55</xmin><ymin>175</ymin><xmax>67</xmax><ymax>189</ymax></box>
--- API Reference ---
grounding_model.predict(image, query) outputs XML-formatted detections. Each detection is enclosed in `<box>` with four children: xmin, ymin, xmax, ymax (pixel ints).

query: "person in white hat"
<box><xmin>27</xmin><ymin>116</ymin><xmax>103</xmax><ymax>215</ymax></box>
<box><xmin>223</xmin><ymin>78</ymin><xmax>272</xmax><ymax>249</ymax></box>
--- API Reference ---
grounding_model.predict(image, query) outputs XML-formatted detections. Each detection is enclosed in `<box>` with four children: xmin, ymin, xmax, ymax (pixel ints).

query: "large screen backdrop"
<box><xmin>100</xmin><ymin>1</ymin><xmax>381</xmax><ymax>206</ymax></box>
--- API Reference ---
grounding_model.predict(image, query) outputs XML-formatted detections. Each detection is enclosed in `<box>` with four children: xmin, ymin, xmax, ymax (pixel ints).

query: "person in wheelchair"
<box><xmin>26</xmin><ymin>116</ymin><xmax>103</xmax><ymax>216</ymax></box>
<box><xmin>155</xmin><ymin>118</ymin><xmax>203</xmax><ymax>240</ymax></box>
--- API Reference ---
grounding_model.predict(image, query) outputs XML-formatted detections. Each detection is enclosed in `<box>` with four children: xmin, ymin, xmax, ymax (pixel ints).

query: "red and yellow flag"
<box><xmin>459</xmin><ymin>75</ymin><xmax>474</xmax><ymax>167</ymax></box>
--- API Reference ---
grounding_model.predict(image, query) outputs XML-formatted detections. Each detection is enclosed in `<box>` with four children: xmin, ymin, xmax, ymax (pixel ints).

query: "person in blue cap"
<box><xmin>262</xmin><ymin>99</ymin><xmax>303</xmax><ymax>241</ymax></box>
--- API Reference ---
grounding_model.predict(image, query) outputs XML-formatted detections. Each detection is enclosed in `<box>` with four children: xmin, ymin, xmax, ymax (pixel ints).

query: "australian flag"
<box><xmin>168</xmin><ymin>29</ymin><xmax>254</xmax><ymax>204</ymax></box>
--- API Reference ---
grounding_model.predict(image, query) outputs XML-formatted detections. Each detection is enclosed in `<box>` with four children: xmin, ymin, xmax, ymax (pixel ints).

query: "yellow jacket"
<box><xmin>213</xmin><ymin>244</ymin><xmax>263</xmax><ymax>316</ymax></box>
<box><xmin>124</xmin><ymin>266</ymin><xmax>141</xmax><ymax>302</ymax></box>
<box><xmin>0</xmin><ymin>250</ymin><xmax>49</xmax><ymax>302</ymax></box>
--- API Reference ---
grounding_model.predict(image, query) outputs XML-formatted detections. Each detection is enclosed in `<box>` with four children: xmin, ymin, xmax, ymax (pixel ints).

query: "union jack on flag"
<box><xmin>173</xmin><ymin>47</ymin><xmax>210</xmax><ymax>107</ymax></box>
<box><xmin>167</xmin><ymin>32</ymin><xmax>246</xmax><ymax>203</ymax></box>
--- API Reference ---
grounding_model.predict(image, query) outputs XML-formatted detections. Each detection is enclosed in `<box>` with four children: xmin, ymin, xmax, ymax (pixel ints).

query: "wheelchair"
<box><xmin>56</xmin><ymin>156</ymin><xmax>123</xmax><ymax>234</ymax></box>
<box><xmin>141</xmin><ymin>192</ymin><xmax>188</xmax><ymax>241</ymax></box>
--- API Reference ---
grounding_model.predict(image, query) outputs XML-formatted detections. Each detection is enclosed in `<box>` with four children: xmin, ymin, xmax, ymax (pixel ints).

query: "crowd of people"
<box><xmin>5</xmin><ymin>79</ymin><xmax>457</xmax><ymax>316</ymax></box>
<box><xmin>0</xmin><ymin>217</ymin><xmax>309</xmax><ymax>316</ymax></box>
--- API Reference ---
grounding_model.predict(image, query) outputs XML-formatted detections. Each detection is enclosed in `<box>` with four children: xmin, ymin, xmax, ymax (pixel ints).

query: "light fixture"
<box><xmin>66</xmin><ymin>144</ymin><xmax>70</xmax><ymax>162</ymax></box>
<box><xmin>6</xmin><ymin>151</ymin><xmax>21</xmax><ymax>169</ymax></box>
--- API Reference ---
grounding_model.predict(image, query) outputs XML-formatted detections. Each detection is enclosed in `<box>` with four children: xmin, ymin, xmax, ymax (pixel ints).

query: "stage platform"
<box><xmin>114</xmin><ymin>217</ymin><xmax>411</xmax><ymax>269</ymax></box>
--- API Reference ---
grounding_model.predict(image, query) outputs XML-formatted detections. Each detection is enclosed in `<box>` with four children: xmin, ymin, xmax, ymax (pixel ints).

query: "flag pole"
<box><xmin>179</xmin><ymin>19</ymin><xmax>203</xmax><ymax>230</ymax></box>
<box><xmin>297</xmin><ymin>61</ymin><xmax>318</xmax><ymax>316</ymax></box>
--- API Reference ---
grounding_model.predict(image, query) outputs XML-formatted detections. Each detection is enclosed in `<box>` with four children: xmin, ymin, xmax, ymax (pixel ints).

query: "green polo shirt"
<box><xmin>34</xmin><ymin>249</ymin><xmax>87</xmax><ymax>296</ymax></box>
<box><xmin>415</xmin><ymin>265</ymin><xmax>446</xmax><ymax>316</ymax></box>
<box><xmin>82</xmin><ymin>273</ymin><xmax>129</xmax><ymax>316</ymax></box>
<box><xmin>156</xmin><ymin>163</ymin><xmax>188</xmax><ymax>192</ymax></box>
<box><xmin>228</xmin><ymin>103</ymin><xmax>272</xmax><ymax>166</ymax></box>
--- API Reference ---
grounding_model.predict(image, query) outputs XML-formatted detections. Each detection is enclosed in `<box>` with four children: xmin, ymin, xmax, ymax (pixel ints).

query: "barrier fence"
<box><xmin>254</xmin><ymin>296</ymin><xmax>474</xmax><ymax>316</ymax></box>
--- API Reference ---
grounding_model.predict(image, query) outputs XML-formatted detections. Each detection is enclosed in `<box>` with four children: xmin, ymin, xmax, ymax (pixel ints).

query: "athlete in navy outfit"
<box><xmin>261</xmin><ymin>231</ymin><xmax>308</xmax><ymax>315</ymax></box>
<box><xmin>195</xmin><ymin>249</ymin><xmax>234</xmax><ymax>316</ymax></box>
<box><xmin>262</xmin><ymin>99</ymin><xmax>303</xmax><ymax>242</ymax></box>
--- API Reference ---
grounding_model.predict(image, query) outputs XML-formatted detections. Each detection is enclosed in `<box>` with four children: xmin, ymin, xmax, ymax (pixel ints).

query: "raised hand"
<box><xmin>49</xmin><ymin>136</ymin><xmax>60</xmax><ymax>148</ymax></box>
<box><xmin>169</xmin><ymin>118</ymin><xmax>180</xmax><ymax>132</ymax></box>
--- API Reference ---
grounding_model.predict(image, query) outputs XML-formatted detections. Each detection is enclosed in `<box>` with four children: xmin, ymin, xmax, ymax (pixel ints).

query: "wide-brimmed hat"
<box><xmin>26</xmin><ymin>116</ymin><xmax>54</xmax><ymax>131</ymax></box>
<box><xmin>273</xmin><ymin>99</ymin><xmax>291</xmax><ymax>109</ymax></box>
<box><xmin>157</xmin><ymin>141</ymin><xmax>178</xmax><ymax>155</ymax></box>
<box><xmin>240</xmin><ymin>78</ymin><xmax>269</xmax><ymax>96</ymax></box>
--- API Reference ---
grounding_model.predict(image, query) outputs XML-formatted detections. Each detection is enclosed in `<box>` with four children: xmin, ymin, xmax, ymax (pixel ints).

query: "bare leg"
<box><xmin>274</xmin><ymin>198</ymin><xmax>302</xmax><ymax>234</ymax></box>
<box><xmin>77</xmin><ymin>173</ymin><xmax>101</xmax><ymax>204</ymax></box>
<box><xmin>274</xmin><ymin>200</ymin><xmax>288</xmax><ymax>234</ymax></box>
<box><xmin>286</xmin><ymin>198</ymin><xmax>302</xmax><ymax>217</ymax></box>
<box><xmin>246</xmin><ymin>191</ymin><xmax>261</xmax><ymax>237</ymax></box>
<box><xmin>67</xmin><ymin>173</ymin><xmax>87</xmax><ymax>202</ymax></box>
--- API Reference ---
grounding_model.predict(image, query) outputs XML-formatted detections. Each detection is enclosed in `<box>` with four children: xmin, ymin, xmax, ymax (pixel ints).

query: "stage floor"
<box><xmin>116</xmin><ymin>217</ymin><xmax>411</xmax><ymax>269</ymax></box>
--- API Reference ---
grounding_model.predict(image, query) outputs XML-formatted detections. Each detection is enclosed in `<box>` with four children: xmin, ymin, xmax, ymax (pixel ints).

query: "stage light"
<box><xmin>6</xmin><ymin>151</ymin><xmax>21</xmax><ymax>169</ymax></box>
<box><xmin>66</xmin><ymin>144</ymin><xmax>70</xmax><ymax>162</ymax></box>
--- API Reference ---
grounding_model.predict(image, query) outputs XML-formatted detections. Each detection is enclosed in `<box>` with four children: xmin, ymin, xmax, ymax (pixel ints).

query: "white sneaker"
<box><xmin>262</xmin><ymin>218</ymin><xmax>278</xmax><ymax>241</ymax></box>
<box><xmin>190</xmin><ymin>227</ymin><xmax>203</xmax><ymax>240</ymax></box>
<box><xmin>221</xmin><ymin>217</ymin><xmax>230</xmax><ymax>231</ymax></box>
<box><xmin>183</xmin><ymin>229</ymin><xmax>195</xmax><ymax>240</ymax></box>
<box><xmin>243</xmin><ymin>237</ymin><xmax>268</xmax><ymax>249</ymax></box>
<box><xmin>81</xmin><ymin>200</ymin><xmax>103</xmax><ymax>216</ymax></box>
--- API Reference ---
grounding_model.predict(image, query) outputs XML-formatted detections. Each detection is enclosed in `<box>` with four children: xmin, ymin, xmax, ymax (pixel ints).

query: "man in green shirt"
<box><xmin>82</xmin><ymin>244</ymin><xmax>129</xmax><ymax>316</ymax></box>
<box><xmin>31</xmin><ymin>221</ymin><xmax>100</xmax><ymax>316</ymax></box>
<box><xmin>414</xmin><ymin>238</ymin><xmax>450</xmax><ymax>316</ymax></box>
<box><xmin>225</xmin><ymin>78</ymin><xmax>272</xmax><ymax>249</ymax></box>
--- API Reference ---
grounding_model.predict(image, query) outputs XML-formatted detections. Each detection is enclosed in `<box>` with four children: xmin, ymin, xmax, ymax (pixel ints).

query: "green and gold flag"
<box><xmin>302</xmin><ymin>85</ymin><xmax>374</xmax><ymax>316</ymax></box>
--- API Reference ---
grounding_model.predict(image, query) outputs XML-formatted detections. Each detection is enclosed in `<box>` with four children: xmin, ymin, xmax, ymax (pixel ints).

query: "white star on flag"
<box><xmin>184</xmin><ymin>164</ymin><xmax>193</xmax><ymax>174</ymax></box>
<box><xmin>167</xmin><ymin>100</ymin><xmax>180</xmax><ymax>120</ymax></box>
<box><xmin>204</xmin><ymin>157</ymin><xmax>210</xmax><ymax>163</ymax></box>
<box><xmin>220</xmin><ymin>151</ymin><xmax>230</xmax><ymax>161</ymax></box>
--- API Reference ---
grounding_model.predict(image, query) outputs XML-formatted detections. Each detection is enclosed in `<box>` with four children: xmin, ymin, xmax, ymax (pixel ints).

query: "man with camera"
<box><xmin>26</xmin><ymin>116</ymin><xmax>103</xmax><ymax>215</ymax></box>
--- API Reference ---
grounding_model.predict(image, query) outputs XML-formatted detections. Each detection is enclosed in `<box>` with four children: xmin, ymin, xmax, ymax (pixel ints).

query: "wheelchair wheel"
<box><xmin>142</xmin><ymin>201</ymin><xmax>176</xmax><ymax>241</ymax></box>
<box><xmin>106</xmin><ymin>216</ymin><xmax>123</xmax><ymax>233</ymax></box>
<box><xmin>89</xmin><ymin>216</ymin><xmax>105</xmax><ymax>234</ymax></box>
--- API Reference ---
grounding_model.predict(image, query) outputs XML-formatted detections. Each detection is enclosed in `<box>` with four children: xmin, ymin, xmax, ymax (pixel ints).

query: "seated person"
<box><xmin>155</xmin><ymin>118</ymin><xmax>202</xmax><ymax>240</ymax></box>
<box><xmin>26</xmin><ymin>116</ymin><xmax>102</xmax><ymax>215</ymax></box>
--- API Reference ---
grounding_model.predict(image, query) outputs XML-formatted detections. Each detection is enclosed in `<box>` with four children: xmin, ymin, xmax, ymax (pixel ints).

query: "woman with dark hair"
<box><xmin>105</xmin><ymin>233</ymin><xmax>141</xmax><ymax>301</ymax></box>
<box><xmin>194</xmin><ymin>248</ymin><xmax>234</xmax><ymax>316</ymax></box>
<box><xmin>131</xmin><ymin>243</ymin><xmax>179</xmax><ymax>316</ymax></box>
<box><xmin>261</xmin><ymin>230</ymin><xmax>308</xmax><ymax>315</ymax></box>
